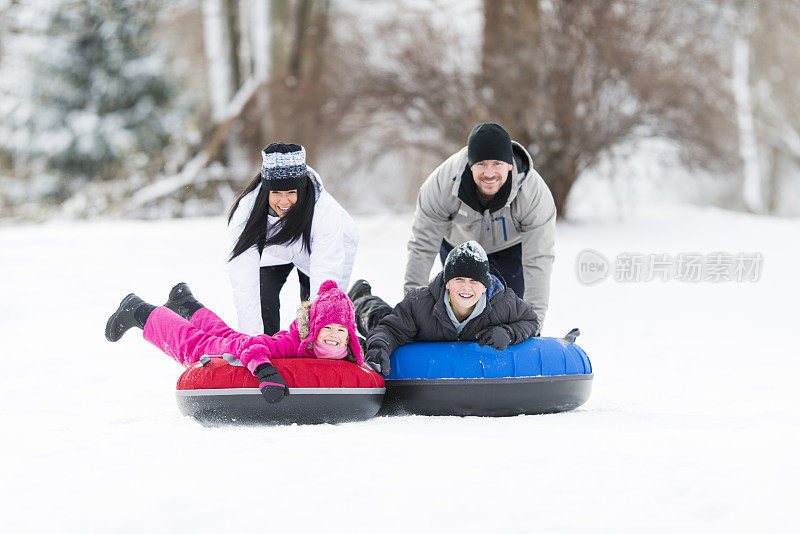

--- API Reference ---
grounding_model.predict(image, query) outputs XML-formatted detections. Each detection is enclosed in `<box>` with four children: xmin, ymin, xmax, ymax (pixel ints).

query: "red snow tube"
<box><xmin>176</xmin><ymin>357</ymin><xmax>385</xmax><ymax>425</ymax></box>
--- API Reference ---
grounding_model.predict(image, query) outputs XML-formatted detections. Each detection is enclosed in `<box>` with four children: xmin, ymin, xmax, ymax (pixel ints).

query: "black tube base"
<box><xmin>379</xmin><ymin>375</ymin><xmax>593</xmax><ymax>417</ymax></box>
<box><xmin>176</xmin><ymin>389</ymin><xmax>385</xmax><ymax>426</ymax></box>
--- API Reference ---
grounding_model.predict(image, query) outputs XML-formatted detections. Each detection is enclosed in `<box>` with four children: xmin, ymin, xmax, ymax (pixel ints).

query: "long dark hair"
<box><xmin>227</xmin><ymin>174</ymin><xmax>316</xmax><ymax>261</ymax></box>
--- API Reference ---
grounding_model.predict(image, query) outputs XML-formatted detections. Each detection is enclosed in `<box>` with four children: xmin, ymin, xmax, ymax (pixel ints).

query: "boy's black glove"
<box><xmin>255</xmin><ymin>363</ymin><xmax>289</xmax><ymax>404</ymax></box>
<box><xmin>476</xmin><ymin>326</ymin><xmax>512</xmax><ymax>351</ymax></box>
<box><xmin>365</xmin><ymin>348</ymin><xmax>390</xmax><ymax>376</ymax></box>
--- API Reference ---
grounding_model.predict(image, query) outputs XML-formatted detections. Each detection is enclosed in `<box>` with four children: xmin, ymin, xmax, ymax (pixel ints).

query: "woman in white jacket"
<box><xmin>226</xmin><ymin>142</ymin><xmax>358</xmax><ymax>335</ymax></box>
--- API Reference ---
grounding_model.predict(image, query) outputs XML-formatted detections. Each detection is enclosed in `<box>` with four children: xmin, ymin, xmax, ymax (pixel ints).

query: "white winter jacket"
<box><xmin>404</xmin><ymin>142</ymin><xmax>556</xmax><ymax>324</ymax></box>
<box><xmin>226</xmin><ymin>169</ymin><xmax>359</xmax><ymax>334</ymax></box>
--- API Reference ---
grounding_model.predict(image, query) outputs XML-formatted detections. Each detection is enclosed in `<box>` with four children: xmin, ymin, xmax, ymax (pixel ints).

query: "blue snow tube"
<box><xmin>381</xmin><ymin>329</ymin><xmax>593</xmax><ymax>416</ymax></box>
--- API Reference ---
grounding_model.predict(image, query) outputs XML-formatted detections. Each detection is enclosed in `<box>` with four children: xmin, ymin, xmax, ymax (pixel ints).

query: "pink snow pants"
<box><xmin>142</xmin><ymin>307</ymin><xmax>270</xmax><ymax>373</ymax></box>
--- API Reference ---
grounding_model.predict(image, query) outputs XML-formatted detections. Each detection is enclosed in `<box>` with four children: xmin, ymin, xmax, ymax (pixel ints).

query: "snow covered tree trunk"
<box><xmin>747</xmin><ymin>2</ymin><xmax>800</xmax><ymax>216</ymax></box>
<box><xmin>202</xmin><ymin>0</ymin><xmax>235</xmax><ymax>123</ymax></box>
<box><xmin>733</xmin><ymin>15</ymin><xmax>762</xmax><ymax>213</ymax></box>
<box><xmin>251</xmin><ymin>0</ymin><xmax>272</xmax><ymax>137</ymax></box>
<box><xmin>202</xmin><ymin>0</ymin><xmax>247</xmax><ymax>172</ymax></box>
<box><xmin>237</xmin><ymin>0</ymin><xmax>253</xmax><ymax>82</ymax></box>
<box><xmin>251</xmin><ymin>0</ymin><xmax>271</xmax><ymax>81</ymax></box>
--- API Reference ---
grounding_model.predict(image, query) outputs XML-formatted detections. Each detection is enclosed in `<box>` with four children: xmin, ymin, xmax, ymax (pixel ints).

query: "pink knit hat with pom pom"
<box><xmin>299</xmin><ymin>280</ymin><xmax>363</xmax><ymax>364</ymax></box>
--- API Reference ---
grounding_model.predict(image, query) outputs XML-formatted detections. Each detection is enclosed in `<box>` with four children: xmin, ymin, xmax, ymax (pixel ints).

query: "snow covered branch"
<box><xmin>128</xmin><ymin>76</ymin><xmax>263</xmax><ymax>209</ymax></box>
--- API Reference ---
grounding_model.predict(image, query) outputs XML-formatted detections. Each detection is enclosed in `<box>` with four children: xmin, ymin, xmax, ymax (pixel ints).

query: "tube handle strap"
<box><xmin>197</xmin><ymin>354</ymin><xmax>244</xmax><ymax>367</ymax></box>
<box><xmin>563</xmin><ymin>328</ymin><xmax>580</xmax><ymax>344</ymax></box>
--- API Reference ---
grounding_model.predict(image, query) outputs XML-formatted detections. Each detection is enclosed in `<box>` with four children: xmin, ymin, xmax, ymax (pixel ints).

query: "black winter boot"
<box><xmin>164</xmin><ymin>282</ymin><xmax>204</xmax><ymax>320</ymax></box>
<box><xmin>347</xmin><ymin>279</ymin><xmax>372</xmax><ymax>302</ymax></box>
<box><xmin>105</xmin><ymin>293</ymin><xmax>153</xmax><ymax>342</ymax></box>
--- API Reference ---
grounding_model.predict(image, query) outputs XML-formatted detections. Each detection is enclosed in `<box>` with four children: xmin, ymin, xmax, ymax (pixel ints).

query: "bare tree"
<box><xmin>479</xmin><ymin>0</ymin><xmax>738</xmax><ymax>217</ymax></box>
<box><xmin>322</xmin><ymin>0</ymin><xmax>740</xmax><ymax>218</ymax></box>
<box><xmin>202</xmin><ymin>0</ymin><xmax>257</xmax><ymax>174</ymax></box>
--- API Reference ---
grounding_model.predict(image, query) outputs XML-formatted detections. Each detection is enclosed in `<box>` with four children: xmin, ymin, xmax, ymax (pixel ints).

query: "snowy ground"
<box><xmin>1</xmin><ymin>205</ymin><xmax>797</xmax><ymax>533</ymax></box>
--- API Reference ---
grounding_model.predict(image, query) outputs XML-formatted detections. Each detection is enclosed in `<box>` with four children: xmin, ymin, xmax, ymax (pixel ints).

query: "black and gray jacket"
<box><xmin>366</xmin><ymin>272</ymin><xmax>539</xmax><ymax>356</ymax></box>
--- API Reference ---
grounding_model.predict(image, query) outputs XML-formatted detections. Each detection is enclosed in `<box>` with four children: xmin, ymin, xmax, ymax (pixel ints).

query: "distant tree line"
<box><xmin>0</xmin><ymin>0</ymin><xmax>798</xmax><ymax>219</ymax></box>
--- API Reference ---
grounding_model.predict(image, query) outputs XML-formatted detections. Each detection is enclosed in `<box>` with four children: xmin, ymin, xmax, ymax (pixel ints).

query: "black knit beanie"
<box><xmin>443</xmin><ymin>241</ymin><xmax>491</xmax><ymax>288</ymax></box>
<box><xmin>260</xmin><ymin>142</ymin><xmax>309</xmax><ymax>190</ymax></box>
<box><xmin>467</xmin><ymin>123</ymin><xmax>513</xmax><ymax>166</ymax></box>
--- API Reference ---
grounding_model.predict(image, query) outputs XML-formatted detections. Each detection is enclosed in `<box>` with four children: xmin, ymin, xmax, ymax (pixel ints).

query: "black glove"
<box><xmin>255</xmin><ymin>363</ymin><xmax>289</xmax><ymax>404</ymax></box>
<box><xmin>476</xmin><ymin>326</ymin><xmax>512</xmax><ymax>351</ymax></box>
<box><xmin>365</xmin><ymin>348</ymin><xmax>390</xmax><ymax>376</ymax></box>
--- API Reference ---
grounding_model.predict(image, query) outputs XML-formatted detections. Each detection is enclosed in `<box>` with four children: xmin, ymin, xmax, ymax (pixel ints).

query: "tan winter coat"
<box><xmin>403</xmin><ymin>142</ymin><xmax>556</xmax><ymax>324</ymax></box>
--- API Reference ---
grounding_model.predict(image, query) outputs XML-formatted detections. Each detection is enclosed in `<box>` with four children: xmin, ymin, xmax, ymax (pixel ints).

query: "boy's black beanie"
<box><xmin>443</xmin><ymin>241</ymin><xmax>491</xmax><ymax>289</ymax></box>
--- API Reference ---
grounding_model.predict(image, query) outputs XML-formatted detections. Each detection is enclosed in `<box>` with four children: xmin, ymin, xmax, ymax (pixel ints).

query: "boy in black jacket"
<box><xmin>349</xmin><ymin>241</ymin><xmax>539</xmax><ymax>376</ymax></box>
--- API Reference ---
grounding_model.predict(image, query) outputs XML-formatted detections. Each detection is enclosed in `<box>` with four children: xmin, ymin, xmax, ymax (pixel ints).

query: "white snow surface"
<box><xmin>1</xmin><ymin>206</ymin><xmax>797</xmax><ymax>533</ymax></box>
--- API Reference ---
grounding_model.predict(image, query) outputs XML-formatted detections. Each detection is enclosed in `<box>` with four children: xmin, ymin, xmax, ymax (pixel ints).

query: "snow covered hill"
<box><xmin>0</xmin><ymin>206</ymin><xmax>796</xmax><ymax>533</ymax></box>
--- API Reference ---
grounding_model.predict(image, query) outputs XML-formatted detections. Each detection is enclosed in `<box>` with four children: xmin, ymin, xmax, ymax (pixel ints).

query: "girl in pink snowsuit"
<box><xmin>105</xmin><ymin>280</ymin><xmax>363</xmax><ymax>403</ymax></box>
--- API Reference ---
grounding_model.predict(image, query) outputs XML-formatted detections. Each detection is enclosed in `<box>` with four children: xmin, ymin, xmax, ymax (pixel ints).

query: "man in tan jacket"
<box><xmin>404</xmin><ymin>123</ymin><xmax>556</xmax><ymax>330</ymax></box>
